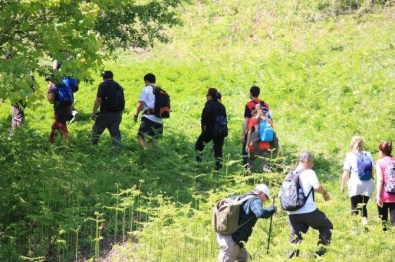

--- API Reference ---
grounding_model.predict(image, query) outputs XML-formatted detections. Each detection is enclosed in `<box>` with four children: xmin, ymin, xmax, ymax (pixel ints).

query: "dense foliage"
<box><xmin>0</xmin><ymin>0</ymin><xmax>181</xmax><ymax>106</ymax></box>
<box><xmin>0</xmin><ymin>0</ymin><xmax>394</xmax><ymax>261</ymax></box>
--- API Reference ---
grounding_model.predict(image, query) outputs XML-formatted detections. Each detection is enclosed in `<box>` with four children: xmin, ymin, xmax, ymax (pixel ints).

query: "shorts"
<box><xmin>138</xmin><ymin>117</ymin><xmax>163</xmax><ymax>139</ymax></box>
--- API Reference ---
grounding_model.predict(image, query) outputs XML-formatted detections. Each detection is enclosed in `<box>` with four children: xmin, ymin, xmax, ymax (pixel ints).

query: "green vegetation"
<box><xmin>1</xmin><ymin>0</ymin><xmax>395</xmax><ymax>261</ymax></box>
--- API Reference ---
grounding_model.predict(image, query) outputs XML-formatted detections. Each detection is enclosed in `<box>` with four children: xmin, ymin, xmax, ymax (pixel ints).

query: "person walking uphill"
<box><xmin>133</xmin><ymin>73</ymin><xmax>164</xmax><ymax>149</ymax></box>
<box><xmin>215</xmin><ymin>184</ymin><xmax>276</xmax><ymax>262</ymax></box>
<box><xmin>341</xmin><ymin>136</ymin><xmax>375</xmax><ymax>227</ymax></box>
<box><xmin>47</xmin><ymin>74</ymin><xmax>73</xmax><ymax>143</ymax></box>
<box><xmin>241</xmin><ymin>85</ymin><xmax>272</xmax><ymax>168</ymax></box>
<box><xmin>91</xmin><ymin>70</ymin><xmax>125</xmax><ymax>147</ymax></box>
<box><xmin>195</xmin><ymin>87</ymin><xmax>228</xmax><ymax>170</ymax></box>
<box><xmin>286</xmin><ymin>152</ymin><xmax>333</xmax><ymax>258</ymax></box>
<box><xmin>375</xmin><ymin>141</ymin><xmax>395</xmax><ymax>230</ymax></box>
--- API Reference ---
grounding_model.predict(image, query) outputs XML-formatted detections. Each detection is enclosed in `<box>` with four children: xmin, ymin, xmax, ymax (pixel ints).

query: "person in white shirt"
<box><xmin>133</xmin><ymin>73</ymin><xmax>163</xmax><ymax>149</ymax></box>
<box><xmin>341</xmin><ymin>136</ymin><xmax>375</xmax><ymax>225</ymax></box>
<box><xmin>287</xmin><ymin>152</ymin><xmax>333</xmax><ymax>258</ymax></box>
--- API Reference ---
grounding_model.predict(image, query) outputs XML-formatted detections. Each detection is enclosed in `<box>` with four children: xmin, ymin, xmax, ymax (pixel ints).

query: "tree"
<box><xmin>0</xmin><ymin>0</ymin><xmax>182</xmax><ymax>105</ymax></box>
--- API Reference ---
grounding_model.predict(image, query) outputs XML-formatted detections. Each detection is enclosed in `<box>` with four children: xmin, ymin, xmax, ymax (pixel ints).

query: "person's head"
<box><xmin>250</xmin><ymin>85</ymin><xmax>260</xmax><ymax>98</ymax></box>
<box><xmin>102</xmin><ymin>70</ymin><xmax>113</xmax><ymax>80</ymax></box>
<box><xmin>298</xmin><ymin>152</ymin><xmax>314</xmax><ymax>169</ymax></box>
<box><xmin>378</xmin><ymin>141</ymin><xmax>392</xmax><ymax>157</ymax></box>
<box><xmin>254</xmin><ymin>184</ymin><xmax>270</xmax><ymax>202</ymax></box>
<box><xmin>206</xmin><ymin>87</ymin><xmax>221</xmax><ymax>101</ymax></box>
<box><xmin>144</xmin><ymin>73</ymin><xmax>156</xmax><ymax>84</ymax></box>
<box><xmin>350</xmin><ymin>136</ymin><xmax>364</xmax><ymax>152</ymax></box>
<box><xmin>52</xmin><ymin>59</ymin><xmax>61</xmax><ymax>71</ymax></box>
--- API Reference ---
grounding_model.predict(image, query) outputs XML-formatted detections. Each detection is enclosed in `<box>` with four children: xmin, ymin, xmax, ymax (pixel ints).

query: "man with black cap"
<box><xmin>287</xmin><ymin>152</ymin><xmax>333</xmax><ymax>258</ymax></box>
<box><xmin>216</xmin><ymin>184</ymin><xmax>276</xmax><ymax>262</ymax></box>
<box><xmin>91</xmin><ymin>70</ymin><xmax>125</xmax><ymax>147</ymax></box>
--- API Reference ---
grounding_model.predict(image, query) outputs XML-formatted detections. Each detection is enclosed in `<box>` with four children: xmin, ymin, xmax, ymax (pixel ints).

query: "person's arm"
<box><xmin>314</xmin><ymin>183</ymin><xmax>330</xmax><ymax>201</ymax></box>
<box><xmin>47</xmin><ymin>91</ymin><xmax>56</xmax><ymax>104</ymax></box>
<box><xmin>91</xmin><ymin>97</ymin><xmax>102</xmax><ymax>120</ymax></box>
<box><xmin>133</xmin><ymin>101</ymin><xmax>144</xmax><ymax>122</ymax></box>
<box><xmin>241</xmin><ymin>117</ymin><xmax>249</xmax><ymax>142</ymax></box>
<box><xmin>375</xmin><ymin>161</ymin><xmax>384</xmax><ymax>207</ymax></box>
<box><xmin>250</xmin><ymin>198</ymin><xmax>276</xmax><ymax>218</ymax></box>
<box><xmin>341</xmin><ymin>169</ymin><xmax>350</xmax><ymax>193</ymax></box>
<box><xmin>245</xmin><ymin>130</ymin><xmax>251</xmax><ymax>153</ymax></box>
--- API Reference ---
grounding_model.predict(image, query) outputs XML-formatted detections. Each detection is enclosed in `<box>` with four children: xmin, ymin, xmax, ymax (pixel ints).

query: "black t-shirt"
<box><xmin>97</xmin><ymin>79</ymin><xmax>124</xmax><ymax>113</ymax></box>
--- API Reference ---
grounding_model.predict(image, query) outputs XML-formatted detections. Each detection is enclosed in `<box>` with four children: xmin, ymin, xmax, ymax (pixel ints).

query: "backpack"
<box><xmin>210</xmin><ymin>103</ymin><xmax>228</xmax><ymax>138</ymax></box>
<box><xmin>56</xmin><ymin>83</ymin><xmax>74</xmax><ymax>106</ymax></box>
<box><xmin>212</xmin><ymin>195</ymin><xmax>255</xmax><ymax>235</ymax></box>
<box><xmin>103</xmin><ymin>81</ymin><xmax>125</xmax><ymax>111</ymax></box>
<box><xmin>259</xmin><ymin>119</ymin><xmax>274</xmax><ymax>142</ymax></box>
<box><xmin>280</xmin><ymin>169</ymin><xmax>314</xmax><ymax>211</ymax></box>
<box><xmin>250</xmin><ymin>99</ymin><xmax>271</xmax><ymax>120</ymax></box>
<box><xmin>62</xmin><ymin>76</ymin><xmax>79</xmax><ymax>93</ymax></box>
<box><xmin>355</xmin><ymin>152</ymin><xmax>373</xmax><ymax>181</ymax></box>
<box><xmin>384</xmin><ymin>159</ymin><xmax>395</xmax><ymax>194</ymax></box>
<box><xmin>152</xmin><ymin>86</ymin><xmax>170</xmax><ymax>118</ymax></box>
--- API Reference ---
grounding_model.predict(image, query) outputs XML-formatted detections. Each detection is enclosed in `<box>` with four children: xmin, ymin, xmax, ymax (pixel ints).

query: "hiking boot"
<box><xmin>315</xmin><ymin>247</ymin><xmax>327</xmax><ymax>257</ymax></box>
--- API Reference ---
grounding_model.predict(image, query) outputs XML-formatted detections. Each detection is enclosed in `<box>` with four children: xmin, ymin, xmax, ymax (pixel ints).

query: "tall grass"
<box><xmin>0</xmin><ymin>0</ymin><xmax>394</xmax><ymax>261</ymax></box>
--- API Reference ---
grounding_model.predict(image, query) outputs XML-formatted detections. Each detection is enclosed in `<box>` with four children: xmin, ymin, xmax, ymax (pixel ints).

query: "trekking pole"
<box><xmin>266</xmin><ymin>195</ymin><xmax>276</xmax><ymax>255</ymax></box>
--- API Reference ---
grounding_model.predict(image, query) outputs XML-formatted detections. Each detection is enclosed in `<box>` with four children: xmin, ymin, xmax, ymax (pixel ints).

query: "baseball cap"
<box><xmin>254</xmin><ymin>184</ymin><xmax>270</xmax><ymax>199</ymax></box>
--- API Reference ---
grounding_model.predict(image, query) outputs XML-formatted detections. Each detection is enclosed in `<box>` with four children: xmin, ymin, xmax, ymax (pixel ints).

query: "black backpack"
<box><xmin>152</xmin><ymin>85</ymin><xmax>170</xmax><ymax>118</ymax></box>
<box><xmin>279</xmin><ymin>169</ymin><xmax>314</xmax><ymax>211</ymax></box>
<box><xmin>210</xmin><ymin>102</ymin><xmax>228</xmax><ymax>138</ymax></box>
<box><xmin>103</xmin><ymin>81</ymin><xmax>125</xmax><ymax>111</ymax></box>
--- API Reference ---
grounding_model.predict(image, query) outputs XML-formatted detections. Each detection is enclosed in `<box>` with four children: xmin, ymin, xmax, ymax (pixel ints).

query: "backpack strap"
<box><xmin>296</xmin><ymin>168</ymin><xmax>315</xmax><ymax>201</ymax></box>
<box><xmin>233</xmin><ymin>195</ymin><xmax>258</xmax><ymax>232</ymax></box>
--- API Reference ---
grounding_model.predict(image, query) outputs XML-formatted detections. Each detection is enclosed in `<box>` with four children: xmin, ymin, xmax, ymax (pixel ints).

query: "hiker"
<box><xmin>133</xmin><ymin>73</ymin><xmax>163</xmax><ymax>149</ymax></box>
<box><xmin>91</xmin><ymin>70</ymin><xmax>125</xmax><ymax>147</ymax></box>
<box><xmin>341</xmin><ymin>136</ymin><xmax>375</xmax><ymax>226</ymax></box>
<box><xmin>241</xmin><ymin>86</ymin><xmax>273</xmax><ymax>168</ymax></box>
<box><xmin>287</xmin><ymin>152</ymin><xmax>333</xmax><ymax>258</ymax></box>
<box><xmin>375</xmin><ymin>141</ymin><xmax>395</xmax><ymax>230</ymax></box>
<box><xmin>47</xmin><ymin>74</ymin><xmax>73</xmax><ymax>143</ymax></box>
<box><xmin>195</xmin><ymin>87</ymin><xmax>228</xmax><ymax>170</ymax></box>
<box><xmin>4</xmin><ymin>51</ymin><xmax>36</xmax><ymax>138</ymax></box>
<box><xmin>52</xmin><ymin>59</ymin><xmax>79</xmax><ymax>122</ymax></box>
<box><xmin>216</xmin><ymin>184</ymin><xmax>276</xmax><ymax>262</ymax></box>
<box><xmin>244</xmin><ymin>103</ymin><xmax>277</xmax><ymax>172</ymax></box>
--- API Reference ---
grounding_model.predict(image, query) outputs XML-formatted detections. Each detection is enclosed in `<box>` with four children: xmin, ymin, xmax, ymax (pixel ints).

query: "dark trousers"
<box><xmin>91</xmin><ymin>112</ymin><xmax>122</xmax><ymax>146</ymax></box>
<box><xmin>377</xmin><ymin>202</ymin><xmax>395</xmax><ymax>229</ymax></box>
<box><xmin>288</xmin><ymin>209</ymin><xmax>333</xmax><ymax>246</ymax></box>
<box><xmin>350</xmin><ymin>195</ymin><xmax>370</xmax><ymax>217</ymax></box>
<box><xmin>195</xmin><ymin>130</ymin><xmax>224</xmax><ymax>169</ymax></box>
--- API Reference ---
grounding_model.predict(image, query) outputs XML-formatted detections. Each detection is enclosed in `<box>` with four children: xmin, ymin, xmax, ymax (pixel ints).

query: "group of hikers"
<box><xmin>4</xmin><ymin>56</ymin><xmax>394</xmax><ymax>261</ymax></box>
<box><xmin>214</xmin><ymin>138</ymin><xmax>394</xmax><ymax>261</ymax></box>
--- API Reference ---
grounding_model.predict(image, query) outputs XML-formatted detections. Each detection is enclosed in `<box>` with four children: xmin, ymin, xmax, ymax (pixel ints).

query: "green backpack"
<box><xmin>212</xmin><ymin>195</ymin><xmax>255</xmax><ymax>235</ymax></box>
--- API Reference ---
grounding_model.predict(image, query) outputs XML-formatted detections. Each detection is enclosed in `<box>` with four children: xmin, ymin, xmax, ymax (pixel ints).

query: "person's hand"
<box><xmin>133</xmin><ymin>114</ymin><xmax>138</xmax><ymax>123</ymax></box>
<box><xmin>91</xmin><ymin>113</ymin><xmax>96</xmax><ymax>121</ymax></box>
<box><xmin>323</xmin><ymin>192</ymin><xmax>330</xmax><ymax>201</ymax></box>
<box><xmin>376</xmin><ymin>196</ymin><xmax>384</xmax><ymax>208</ymax></box>
<box><xmin>245</xmin><ymin>146</ymin><xmax>249</xmax><ymax>153</ymax></box>
<box><xmin>269</xmin><ymin>204</ymin><xmax>277</xmax><ymax>214</ymax></box>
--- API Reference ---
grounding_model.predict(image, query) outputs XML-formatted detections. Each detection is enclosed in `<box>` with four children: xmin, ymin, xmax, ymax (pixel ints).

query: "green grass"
<box><xmin>1</xmin><ymin>0</ymin><xmax>395</xmax><ymax>261</ymax></box>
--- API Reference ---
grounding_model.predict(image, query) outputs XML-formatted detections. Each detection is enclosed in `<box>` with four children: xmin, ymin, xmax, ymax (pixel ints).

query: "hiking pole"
<box><xmin>266</xmin><ymin>195</ymin><xmax>276</xmax><ymax>255</ymax></box>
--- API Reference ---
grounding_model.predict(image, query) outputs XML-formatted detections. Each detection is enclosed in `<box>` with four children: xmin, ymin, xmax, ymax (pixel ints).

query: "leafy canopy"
<box><xmin>0</xmin><ymin>0</ymin><xmax>182</xmax><ymax>105</ymax></box>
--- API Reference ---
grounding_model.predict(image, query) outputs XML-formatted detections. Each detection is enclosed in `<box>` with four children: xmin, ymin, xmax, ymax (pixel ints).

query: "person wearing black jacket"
<box><xmin>195</xmin><ymin>87</ymin><xmax>227</xmax><ymax>170</ymax></box>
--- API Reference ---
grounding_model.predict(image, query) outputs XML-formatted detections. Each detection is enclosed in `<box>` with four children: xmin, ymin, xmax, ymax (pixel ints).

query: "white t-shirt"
<box><xmin>343</xmin><ymin>151</ymin><xmax>375</xmax><ymax>197</ymax></box>
<box><xmin>287</xmin><ymin>169</ymin><xmax>319</xmax><ymax>215</ymax></box>
<box><xmin>139</xmin><ymin>85</ymin><xmax>162</xmax><ymax>124</ymax></box>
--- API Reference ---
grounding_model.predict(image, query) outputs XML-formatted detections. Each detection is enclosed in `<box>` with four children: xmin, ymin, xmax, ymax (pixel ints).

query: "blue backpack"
<box><xmin>56</xmin><ymin>83</ymin><xmax>74</xmax><ymax>106</ymax></box>
<box><xmin>355</xmin><ymin>152</ymin><xmax>373</xmax><ymax>181</ymax></box>
<box><xmin>62</xmin><ymin>76</ymin><xmax>79</xmax><ymax>92</ymax></box>
<box><xmin>259</xmin><ymin>119</ymin><xmax>274</xmax><ymax>142</ymax></box>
